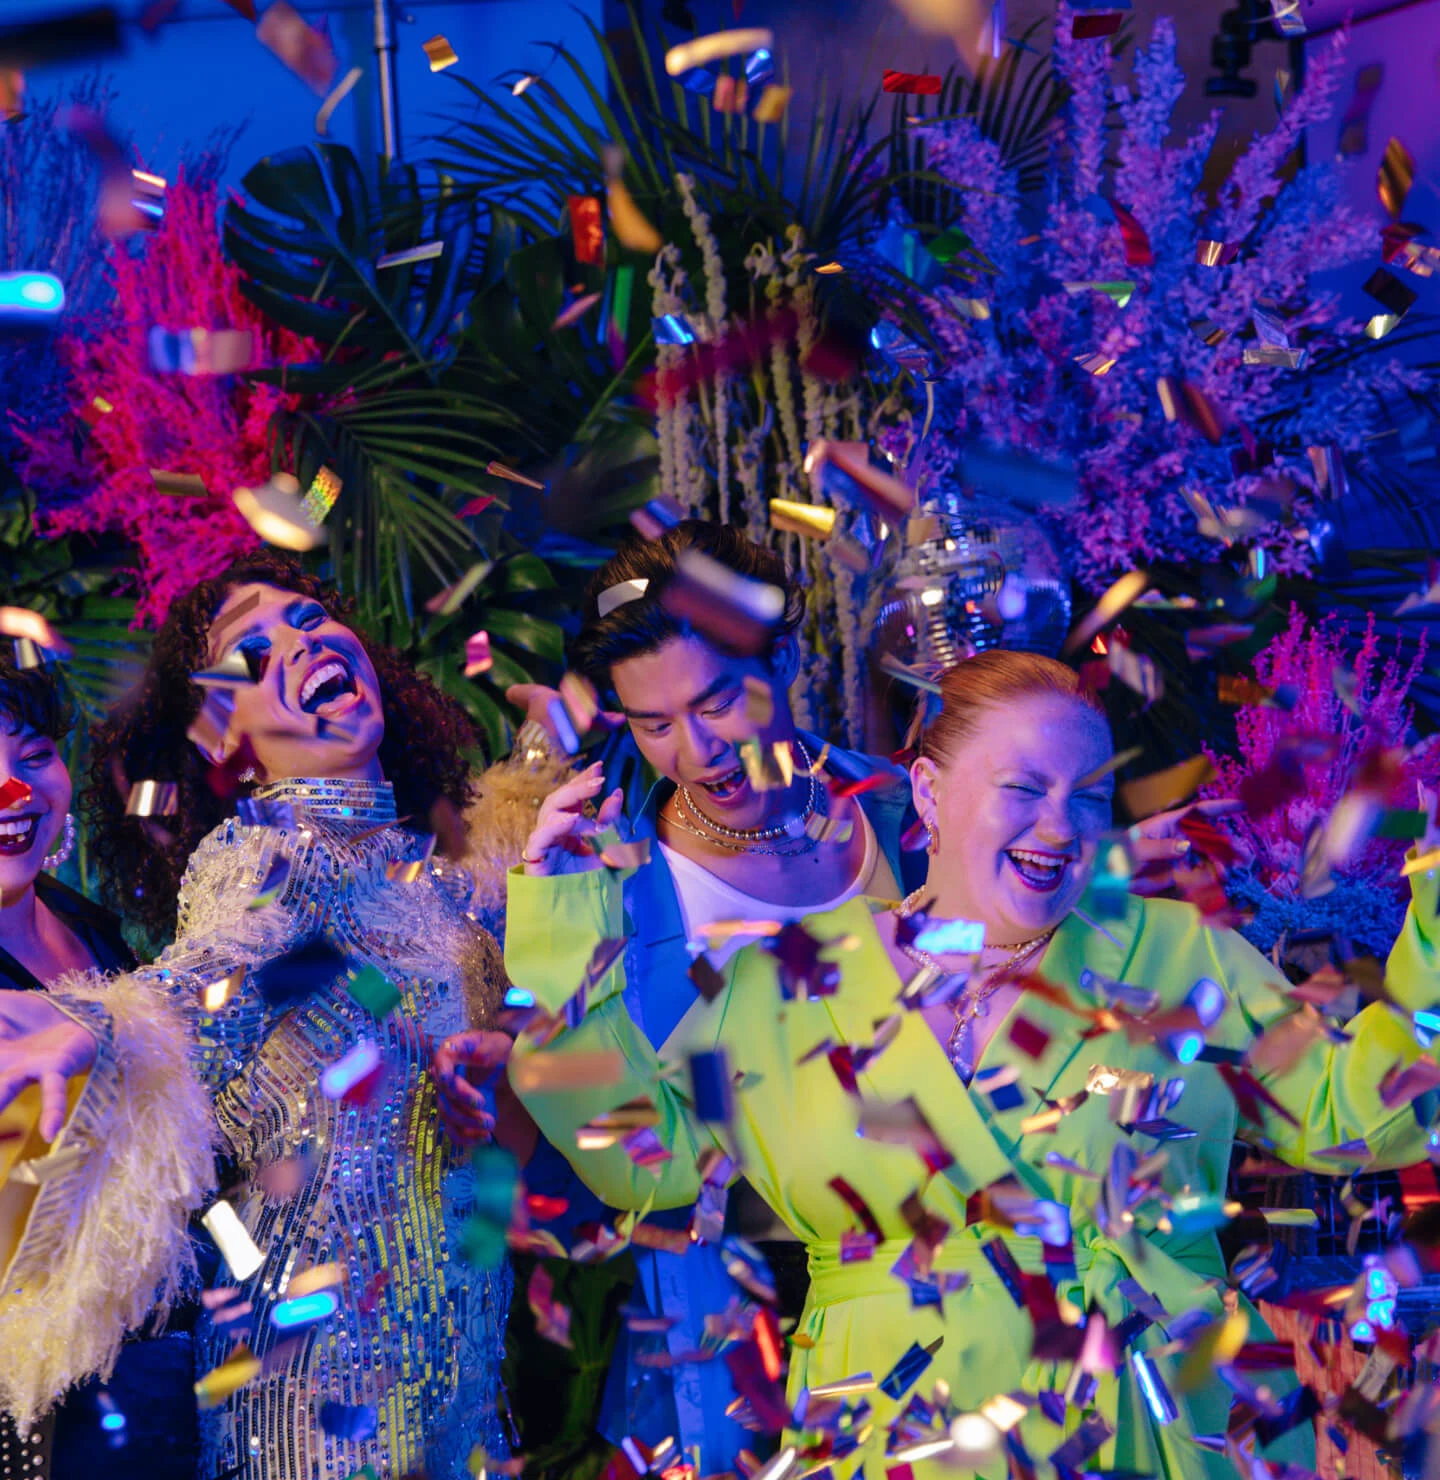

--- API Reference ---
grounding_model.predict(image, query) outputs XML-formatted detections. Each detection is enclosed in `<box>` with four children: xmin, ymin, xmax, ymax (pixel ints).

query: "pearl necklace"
<box><xmin>670</xmin><ymin>738</ymin><xmax>821</xmax><ymax>853</ymax></box>
<box><xmin>895</xmin><ymin>886</ymin><xmax>1056</xmax><ymax>1081</ymax></box>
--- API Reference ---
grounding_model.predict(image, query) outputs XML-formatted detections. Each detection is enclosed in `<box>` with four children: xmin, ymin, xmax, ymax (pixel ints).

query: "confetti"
<box><xmin>320</xmin><ymin>1040</ymin><xmax>383</xmax><ymax>1102</ymax></box>
<box><xmin>194</xmin><ymin>1346</ymin><xmax>262</xmax><ymax>1408</ymax></box>
<box><xmin>231</xmin><ymin>473</ymin><xmax>328</xmax><ymax>552</ymax></box>
<box><xmin>485</xmin><ymin>460</ymin><xmax>547</xmax><ymax>491</ymax></box>
<box><xmin>604</xmin><ymin>149</ymin><xmax>662</xmax><ymax>254</ymax></box>
<box><xmin>553</xmin><ymin>291</ymin><xmax>603</xmax><ymax>329</ymax></box>
<box><xmin>566</xmin><ymin>194</ymin><xmax>605</xmax><ymax>266</ymax></box>
<box><xmin>1117</xmin><ymin>755</ymin><xmax>1215</xmax><ymax>820</ymax></box>
<box><xmin>527</xmin><ymin>1264</ymin><xmax>573</xmax><ymax>1347</ymax></box>
<box><xmin>148</xmin><ymin>327</ymin><xmax>252</xmax><ymax>375</ymax></box>
<box><xmin>664</xmin><ymin>27</ymin><xmax>773</xmax><ymax>75</ymax></box>
<box><xmin>124</xmin><ymin>779</ymin><xmax>178</xmax><ymax>817</ymax></box>
<box><xmin>0</xmin><ymin>777</ymin><xmax>31</xmax><ymax>810</ymax></box>
<box><xmin>345</xmin><ymin>964</ymin><xmax>400</xmax><ymax>1019</ymax></box>
<box><xmin>256</xmin><ymin>1</ymin><xmax>336</xmax><ymax>93</ymax></box>
<box><xmin>376</xmin><ymin>241</ymin><xmax>443</xmax><ymax>270</ymax></box>
<box><xmin>150</xmin><ymin>469</ymin><xmax>208</xmax><ymax>498</ymax></box>
<box><xmin>1062</xmin><ymin>569</ymin><xmax>1150</xmax><ymax>655</ymax></box>
<box><xmin>751</xmin><ymin>84</ymin><xmax>792</xmax><ymax>124</ymax></box>
<box><xmin>510</xmin><ymin>1049</ymin><xmax>625</xmax><ymax>1095</ymax></box>
<box><xmin>769</xmin><ymin>498</ymin><xmax>837</xmax><ymax>540</ymax></box>
<box><xmin>1104</xmin><ymin>198</ymin><xmax>1153</xmax><ymax>267</ymax></box>
<box><xmin>463</xmin><ymin>631</ymin><xmax>492</xmax><ymax>677</ymax></box>
<box><xmin>424</xmin><ymin>561</ymin><xmax>491</xmax><ymax>617</ymax></box>
<box><xmin>247</xmin><ymin>854</ymin><xmax>291</xmax><ymax>910</ymax></box>
<box><xmin>315</xmin><ymin>65</ymin><xmax>362</xmax><ymax>134</ymax></box>
<box><xmin>882</xmin><ymin>70</ymin><xmax>943</xmax><ymax>93</ymax></box>
<box><xmin>301</xmin><ymin>466</ymin><xmax>342</xmax><ymax>525</ymax></box>
<box><xmin>663</xmin><ymin>547</ymin><xmax>786</xmax><ymax>656</ymax></box>
<box><xmin>203</xmin><ymin>1199</ymin><xmax>266</xmax><ymax>1281</ymax></box>
<box><xmin>804</xmin><ymin>438</ymin><xmax>915</xmax><ymax>521</ymax></box>
<box><xmin>1338</xmin><ymin>63</ymin><xmax>1383</xmax><ymax>157</ymax></box>
<box><xmin>422</xmin><ymin>34</ymin><xmax>458</xmax><ymax>71</ymax></box>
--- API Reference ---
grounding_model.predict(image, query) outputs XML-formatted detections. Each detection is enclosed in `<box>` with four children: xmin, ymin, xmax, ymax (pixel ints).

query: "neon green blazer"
<box><xmin>506</xmin><ymin>864</ymin><xmax>1440</xmax><ymax>1479</ymax></box>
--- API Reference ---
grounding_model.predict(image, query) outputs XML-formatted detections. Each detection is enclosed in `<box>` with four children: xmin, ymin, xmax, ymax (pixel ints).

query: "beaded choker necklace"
<box><xmin>251</xmin><ymin>776</ymin><xmax>398</xmax><ymax>825</ymax></box>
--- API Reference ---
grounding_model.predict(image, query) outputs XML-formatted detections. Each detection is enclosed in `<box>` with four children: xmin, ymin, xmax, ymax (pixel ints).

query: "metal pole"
<box><xmin>374</xmin><ymin>0</ymin><xmax>400</xmax><ymax>162</ymax></box>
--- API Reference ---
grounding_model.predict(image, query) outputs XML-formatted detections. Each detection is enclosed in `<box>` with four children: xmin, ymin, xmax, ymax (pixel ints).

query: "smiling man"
<box><xmin>506</xmin><ymin>521</ymin><xmax>923</xmax><ymax>1470</ymax></box>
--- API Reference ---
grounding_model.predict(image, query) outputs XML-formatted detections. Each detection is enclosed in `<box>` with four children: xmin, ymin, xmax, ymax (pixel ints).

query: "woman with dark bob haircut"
<box><xmin>0</xmin><ymin>650</ymin><xmax>205</xmax><ymax>1480</ymax></box>
<box><xmin>0</xmin><ymin>552</ymin><xmax>521</xmax><ymax>1480</ymax></box>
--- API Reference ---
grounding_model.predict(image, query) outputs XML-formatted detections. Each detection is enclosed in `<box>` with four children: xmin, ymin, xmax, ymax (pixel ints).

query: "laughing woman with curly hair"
<box><xmin>0</xmin><ymin>552</ymin><xmax>522</xmax><ymax>1480</ymax></box>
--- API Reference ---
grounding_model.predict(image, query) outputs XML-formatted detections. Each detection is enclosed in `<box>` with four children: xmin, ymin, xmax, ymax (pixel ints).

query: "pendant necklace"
<box><xmin>895</xmin><ymin>886</ymin><xmax>1056</xmax><ymax>1083</ymax></box>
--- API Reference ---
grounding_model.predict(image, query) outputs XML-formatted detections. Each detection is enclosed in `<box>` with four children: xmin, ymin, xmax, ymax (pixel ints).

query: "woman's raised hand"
<box><xmin>0</xmin><ymin>990</ymin><xmax>98</xmax><ymax>1140</ymax></box>
<box><xmin>430</xmin><ymin>1030</ymin><xmax>512</xmax><ymax>1148</ymax></box>
<box><xmin>521</xmin><ymin>763</ymin><xmax>624</xmax><ymax>877</ymax></box>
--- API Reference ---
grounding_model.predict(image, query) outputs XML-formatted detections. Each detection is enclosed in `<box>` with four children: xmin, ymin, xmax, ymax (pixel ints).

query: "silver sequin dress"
<box><xmin>140</xmin><ymin>777</ymin><xmax>511</xmax><ymax>1480</ymax></box>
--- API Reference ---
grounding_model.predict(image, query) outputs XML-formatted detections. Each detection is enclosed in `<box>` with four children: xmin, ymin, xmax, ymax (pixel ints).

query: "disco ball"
<box><xmin>873</xmin><ymin>489</ymin><xmax>1072</xmax><ymax>673</ymax></box>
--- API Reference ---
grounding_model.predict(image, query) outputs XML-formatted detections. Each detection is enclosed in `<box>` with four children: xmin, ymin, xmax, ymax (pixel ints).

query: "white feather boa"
<box><xmin>0</xmin><ymin>971</ymin><xmax>215</xmax><ymax>1427</ymax></box>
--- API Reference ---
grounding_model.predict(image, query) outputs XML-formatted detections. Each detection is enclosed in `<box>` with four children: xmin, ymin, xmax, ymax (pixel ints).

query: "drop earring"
<box><xmin>926</xmin><ymin>820</ymin><xmax>940</xmax><ymax>856</ymax></box>
<box><xmin>239</xmin><ymin>767</ymin><xmax>258</xmax><ymax>784</ymax></box>
<box><xmin>43</xmin><ymin>812</ymin><xmax>76</xmax><ymax>870</ymax></box>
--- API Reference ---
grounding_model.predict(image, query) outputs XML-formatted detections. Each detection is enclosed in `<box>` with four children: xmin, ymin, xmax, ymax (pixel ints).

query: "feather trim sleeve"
<box><xmin>0</xmin><ymin>970</ymin><xmax>215</xmax><ymax>1428</ymax></box>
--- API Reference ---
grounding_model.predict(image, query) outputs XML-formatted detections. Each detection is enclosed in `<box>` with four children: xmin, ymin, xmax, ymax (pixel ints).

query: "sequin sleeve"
<box><xmin>136</xmin><ymin>816</ymin><xmax>331</xmax><ymax>1095</ymax></box>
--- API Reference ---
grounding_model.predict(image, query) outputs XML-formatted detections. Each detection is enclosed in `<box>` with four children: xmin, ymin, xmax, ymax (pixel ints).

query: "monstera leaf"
<box><xmin>226</xmin><ymin>143</ymin><xmax>476</xmax><ymax>368</ymax></box>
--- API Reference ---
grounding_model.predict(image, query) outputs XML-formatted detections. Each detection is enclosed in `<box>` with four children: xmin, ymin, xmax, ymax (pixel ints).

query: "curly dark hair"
<box><xmin>568</xmin><ymin>520</ymin><xmax>807</xmax><ymax>700</ymax></box>
<box><xmin>0</xmin><ymin>652</ymin><xmax>74</xmax><ymax>743</ymax></box>
<box><xmin>86</xmin><ymin>551</ymin><xmax>478</xmax><ymax>941</ymax></box>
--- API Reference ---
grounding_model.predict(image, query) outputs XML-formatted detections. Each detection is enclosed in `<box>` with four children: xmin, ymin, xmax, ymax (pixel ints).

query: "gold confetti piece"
<box><xmin>203</xmin><ymin>1199</ymin><xmax>266</xmax><ymax>1281</ymax></box>
<box><xmin>1366</xmin><ymin>313</ymin><xmax>1402</xmax><ymax>340</ymax></box>
<box><xmin>1074</xmin><ymin>351</ymin><xmax>1117</xmax><ymax>376</ymax></box>
<box><xmin>7</xmin><ymin>1145</ymin><xmax>86</xmax><ymax>1185</ymax></box>
<box><xmin>1062</xmin><ymin>569</ymin><xmax>1150</xmax><ymax>654</ymax></box>
<box><xmin>510</xmin><ymin>1050</ymin><xmax>626</xmax><ymax>1095</ymax></box>
<box><xmin>385</xmin><ymin>857</ymin><xmax>426</xmax><ymax>884</ymax></box>
<box><xmin>752</xmin><ymin>84</ymin><xmax>792</xmax><ymax>124</ymax></box>
<box><xmin>201</xmin><ymin>966</ymin><xmax>246</xmax><ymax>1013</ymax></box>
<box><xmin>194</xmin><ymin>1346</ymin><xmax>262</xmax><ymax>1408</ymax></box>
<box><xmin>150</xmin><ymin>469</ymin><xmax>208</xmax><ymax>498</ymax></box>
<box><xmin>1195</xmin><ymin>240</ymin><xmax>1237</xmax><ymax>267</ymax></box>
<box><xmin>485</xmin><ymin>460</ymin><xmax>546</xmax><ymax>490</ymax></box>
<box><xmin>377</xmin><ymin>241</ymin><xmax>443</xmax><ymax>270</ymax></box>
<box><xmin>125</xmin><ymin>779</ymin><xmax>178</xmax><ymax>817</ymax></box>
<box><xmin>233</xmin><ymin>473</ymin><xmax>327</xmax><ymax>552</ymax></box>
<box><xmin>664</xmin><ymin>27</ymin><xmax>773</xmax><ymax>76</ymax></box>
<box><xmin>1117</xmin><ymin>755</ymin><xmax>1216</xmax><ymax>820</ymax></box>
<box><xmin>423</xmin><ymin>561</ymin><xmax>491</xmax><ymax>616</ymax></box>
<box><xmin>814</xmin><ymin>261</ymin><xmax>843</xmax><ymax>275</ymax></box>
<box><xmin>1075</xmin><ymin>746</ymin><xmax>1143</xmax><ymax>789</ymax></box>
<box><xmin>769</xmin><ymin>498</ymin><xmax>837</xmax><ymax>539</ymax></box>
<box><xmin>256</xmin><ymin>0</ymin><xmax>336</xmax><ymax>94</ymax></box>
<box><xmin>1379</xmin><ymin>137</ymin><xmax>1414</xmax><ymax>221</ymax></box>
<box><xmin>1401</xmin><ymin>848</ymin><xmax>1440</xmax><ymax>877</ymax></box>
<box><xmin>422</xmin><ymin>33</ymin><xmax>458</xmax><ymax>71</ymax></box>
<box><xmin>315</xmin><ymin>64</ymin><xmax>362</xmax><ymax>134</ymax></box>
<box><xmin>286</xmin><ymin>1261</ymin><xmax>346</xmax><ymax>1297</ymax></box>
<box><xmin>606</xmin><ymin>175</ymin><xmax>662</xmax><ymax>253</ymax></box>
<box><xmin>743</xmin><ymin>674</ymin><xmax>773</xmax><ymax>725</ymax></box>
<box><xmin>1175</xmin><ymin>1310</ymin><xmax>1247</xmax><ymax>1391</ymax></box>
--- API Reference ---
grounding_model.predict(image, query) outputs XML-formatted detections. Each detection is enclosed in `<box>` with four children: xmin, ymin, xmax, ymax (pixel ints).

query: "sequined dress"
<box><xmin>140</xmin><ymin>777</ymin><xmax>510</xmax><ymax>1480</ymax></box>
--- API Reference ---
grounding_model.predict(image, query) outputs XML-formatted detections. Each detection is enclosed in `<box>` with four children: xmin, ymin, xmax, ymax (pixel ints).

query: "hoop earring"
<box><xmin>43</xmin><ymin>812</ymin><xmax>76</xmax><ymax>870</ymax></box>
<box><xmin>926</xmin><ymin>820</ymin><xmax>940</xmax><ymax>856</ymax></box>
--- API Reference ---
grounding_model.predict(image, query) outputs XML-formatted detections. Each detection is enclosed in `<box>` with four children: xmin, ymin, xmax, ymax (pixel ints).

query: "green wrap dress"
<box><xmin>505</xmin><ymin>864</ymin><xmax>1440</xmax><ymax>1479</ymax></box>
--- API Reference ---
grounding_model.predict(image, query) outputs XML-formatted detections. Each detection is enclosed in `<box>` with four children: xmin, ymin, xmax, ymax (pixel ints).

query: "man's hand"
<box><xmin>521</xmin><ymin>763</ymin><xmax>625</xmax><ymax>877</ymax></box>
<box><xmin>0</xmin><ymin>990</ymin><xmax>98</xmax><ymax>1140</ymax></box>
<box><xmin>431</xmin><ymin>1030</ymin><xmax>513</xmax><ymax>1149</ymax></box>
<box><xmin>506</xmin><ymin>684</ymin><xmax>625</xmax><ymax>744</ymax></box>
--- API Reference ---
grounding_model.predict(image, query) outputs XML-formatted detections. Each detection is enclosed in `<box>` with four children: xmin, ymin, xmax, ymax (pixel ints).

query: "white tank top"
<box><xmin>659</xmin><ymin>807</ymin><xmax>900</xmax><ymax>965</ymax></box>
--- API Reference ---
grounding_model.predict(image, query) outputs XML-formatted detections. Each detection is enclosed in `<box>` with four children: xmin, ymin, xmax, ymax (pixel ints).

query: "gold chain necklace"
<box><xmin>895</xmin><ymin>886</ymin><xmax>1056</xmax><ymax>1081</ymax></box>
<box><xmin>666</xmin><ymin>739</ymin><xmax>822</xmax><ymax>856</ymax></box>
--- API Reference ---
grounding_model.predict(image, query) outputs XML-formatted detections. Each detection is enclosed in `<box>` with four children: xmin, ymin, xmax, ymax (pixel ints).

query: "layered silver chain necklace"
<box><xmin>665</xmin><ymin>738</ymin><xmax>823</xmax><ymax>857</ymax></box>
